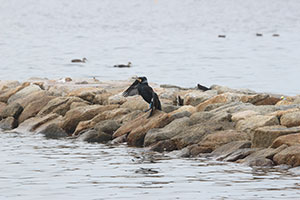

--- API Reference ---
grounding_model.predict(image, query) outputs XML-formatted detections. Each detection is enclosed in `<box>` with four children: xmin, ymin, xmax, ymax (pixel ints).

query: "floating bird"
<box><xmin>197</xmin><ymin>84</ymin><xmax>211</xmax><ymax>91</ymax></box>
<box><xmin>218</xmin><ymin>35</ymin><xmax>226</xmax><ymax>38</ymax></box>
<box><xmin>114</xmin><ymin>62</ymin><xmax>132</xmax><ymax>68</ymax></box>
<box><xmin>71</xmin><ymin>57</ymin><xmax>87</xmax><ymax>63</ymax></box>
<box><xmin>122</xmin><ymin>76</ymin><xmax>161</xmax><ymax>118</ymax></box>
<box><xmin>272</xmin><ymin>34</ymin><xmax>280</xmax><ymax>37</ymax></box>
<box><xmin>256</xmin><ymin>33</ymin><xmax>263</xmax><ymax>37</ymax></box>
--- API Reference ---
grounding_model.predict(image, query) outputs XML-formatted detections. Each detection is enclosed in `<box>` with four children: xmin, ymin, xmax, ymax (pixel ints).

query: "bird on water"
<box><xmin>71</xmin><ymin>57</ymin><xmax>87</xmax><ymax>63</ymax></box>
<box><xmin>114</xmin><ymin>62</ymin><xmax>132</xmax><ymax>68</ymax></box>
<box><xmin>122</xmin><ymin>76</ymin><xmax>161</xmax><ymax>118</ymax></box>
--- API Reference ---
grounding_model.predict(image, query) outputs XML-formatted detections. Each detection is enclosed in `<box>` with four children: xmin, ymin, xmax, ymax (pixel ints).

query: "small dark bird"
<box><xmin>272</xmin><ymin>34</ymin><xmax>280</xmax><ymax>37</ymax></box>
<box><xmin>197</xmin><ymin>84</ymin><xmax>211</xmax><ymax>91</ymax></box>
<box><xmin>218</xmin><ymin>35</ymin><xmax>226</xmax><ymax>38</ymax></box>
<box><xmin>122</xmin><ymin>77</ymin><xmax>161</xmax><ymax>118</ymax></box>
<box><xmin>71</xmin><ymin>57</ymin><xmax>87</xmax><ymax>63</ymax></box>
<box><xmin>256</xmin><ymin>33</ymin><xmax>263</xmax><ymax>37</ymax></box>
<box><xmin>114</xmin><ymin>62</ymin><xmax>132</xmax><ymax>68</ymax></box>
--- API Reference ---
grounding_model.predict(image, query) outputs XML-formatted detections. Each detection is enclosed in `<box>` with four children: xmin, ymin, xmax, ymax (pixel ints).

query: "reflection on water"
<box><xmin>1</xmin><ymin>132</ymin><xmax>300</xmax><ymax>200</ymax></box>
<box><xmin>1</xmin><ymin>0</ymin><xmax>300</xmax><ymax>95</ymax></box>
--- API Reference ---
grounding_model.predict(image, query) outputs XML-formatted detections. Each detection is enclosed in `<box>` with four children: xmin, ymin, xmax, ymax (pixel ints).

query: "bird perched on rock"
<box><xmin>122</xmin><ymin>76</ymin><xmax>161</xmax><ymax>117</ymax></box>
<box><xmin>197</xmin><ymin>84</ymin><xmax>211</xmax><ymax>91</ymax></box>
<box><xmin>71</xmin><ymin>57</ymin><xmax>87</xmax><ymax>63</ymax></box>
<box><xmin>114</xmin><ymin>62</ymin><xmax>132</xmax><ymax>68</ymax></box>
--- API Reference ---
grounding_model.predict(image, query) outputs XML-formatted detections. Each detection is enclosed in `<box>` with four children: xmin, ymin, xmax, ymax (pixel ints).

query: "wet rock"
<box><xmin>149</xmin><ymin>140</ymin><xmax>177</xmax><ymax>152</ymax></box>
<box><xmin>144</xmin><ymin>117</ymin><xmax>190</xmax><ymax>146</ymax></box>
<box><xmin>0</xmin><ymin>82</ymin><xmax>30</xmax><ymax>103</ymax></box>
<box><xmin>0</xmin><ymin>117</ymin><xmax>18</xmax><ymax>130</ymax></box>
<box><xmin>72</xmin><ymin>106</ymin><xmax>125</xmax><ymax>135</ymax></box>
<box><xmin>0</xmin><ymin>102</ymin><xmax>23</xmax><ymax>119</ymax></box>
<box><xmin>38</xmin><ymin>96</ymin><xmax>88</xmax><ymax>116</ymax></box>
<box><xmin>39</xmin><ymin>123</ymin><xmax>68</xmax><ymax>139</ymax></box>
<box><xmin>16</xmin><ymin>113</ymin><xmax>62</xmax><ymax>133</ymax></box>
<box><xmin>113</xmin><ymin>111</ymin><xmax>174</xmax><ymax>147</ymax></box>
<box><xmin>61</xmin><ymin>105</ymin><xmax>113</xmax><ymax>134</ymax></box>
<box><xmin>108</xmin><ymin>93</ymin><xmax>126</xmax><ymax>105</ymax></box>
<box><xmin>110</xmin><ymin>134</ymin><xmax>127</xmax><ymax>144</ymax></box>
<box><xmin>273</xmin><ymin>145</ymin><xmax>300</xmax><ymax>167</ymax></box>
<box><xmin>7</xmin><ymin>84</ymin><xmax>41</xmax><ymax>104</ymax></box>
<box><xmin>235</xmin><ymin>115</ymin><xmax>279</xmax><ymax>133</ymax></box>
<box><xmin>280</xmin><ymin>111</ymin><xmax>300</xmax><ymax>127</ymax></box>
<box><xmin>120</xmin><ymin>96</ymin><xmax>148</xmax><ymax>111</ymax></box>
<box><xmin>18</xmin><ymin>96</ymin><xmax>55</xmax><ymax>123</ymax></box>
<box><xmin>239</xmin><ymin>145</ymin><xmax>287</xmax><ymax>166</ymax></box>
<box><xmin>198</xmin><ymin>130</ymin><xmax>250</xmax><ymax>151</ymax></box>
<box><xmin>271</xmin><ymin>133</ymin><xmax>300</xmax><ymax>148</ymax></box>
<box><xmin>209</xmin><ymin>141</ymin><xmax>251</xmax><ymax>159</ymax></box>
<box><xmin>231</xmin><ymin>110</ymin><xmax>259</xmax><ymax>122</ymax></box>
<box><xmin>183</xmin><ymin>90</ymin><xmax>217</xmax><ymax>106</ymax></box>
<box><xmin>67</xmin><ymin>87</ymin><xmax>106</xmax><ymax>103</ymax></box>
<box><xmin>223</xmin><ymin>148</ymin><xmax>258</xmax><ymax>162</ymax></box>
<box><xmin>94</xmin><ymin>120</ymin><xmax>120</xmax><ymax>135</ymax></box>
<box><xmin>77</xmin><ymin>129</ymin><xmax>112</xmax><ymax>143</ymax></box>
<box><xmin>252</xmin><ymin>126</ymin><xmax>300</xmax><ymax>148</ymax></box>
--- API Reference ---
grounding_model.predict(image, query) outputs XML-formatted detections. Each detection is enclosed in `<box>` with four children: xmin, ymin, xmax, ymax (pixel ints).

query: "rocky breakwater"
<box><xmin>2</xmin><ymin>78</ymin><xmax>300</xmax><ymax>169</ymax></box>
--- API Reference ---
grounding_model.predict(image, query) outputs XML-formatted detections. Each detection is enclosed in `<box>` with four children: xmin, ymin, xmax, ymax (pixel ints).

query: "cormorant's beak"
<box><xmin>137</xmin><ymin>78</ymin><xmax>142</xmax><ymax>82</ymax></box>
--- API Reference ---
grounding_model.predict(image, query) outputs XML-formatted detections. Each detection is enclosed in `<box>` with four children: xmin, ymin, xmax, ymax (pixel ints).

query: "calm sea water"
<box><xmin>1</xmin><ymin>132</ymin><xmax>300</xmax><ymax>200</ymax></box>
<box><xmin>1</xmin><ymin>1</ymin><xmax>300</xmax><ymax>199</ymax></box>
<box><xmin>1</xmin><ymin>0</ymin><xmax>300</xmax><ymax>95</ymax></box>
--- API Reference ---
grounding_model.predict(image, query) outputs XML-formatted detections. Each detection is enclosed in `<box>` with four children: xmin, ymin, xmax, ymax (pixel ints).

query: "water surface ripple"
<box><xmin>1</xmin><ymin>132</ymin><xmax>300</xmax><ymax>200</ymax></box>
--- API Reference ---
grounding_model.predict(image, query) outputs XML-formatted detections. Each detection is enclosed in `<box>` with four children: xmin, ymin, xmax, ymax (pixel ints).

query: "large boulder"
<box><xmin>15</xmin><ymin>90</ymin><xmax>50</xmax><ymax>108</ymax></box>
<box><xmin>15</xmin><ymin>113</ymin><xmax>62</xmax><ymax>133</ymax></box>
<box><xmin>0</xmin><ymin>80</ymin><xmax>20</xmax><ymax>91</ymax></box>
<box><xmin>187</xmin><ymin>130</ymin><xmax>250</xmax><ymax>155</ymax></box>
<box><xmin>61</xmin><ymin>105</ymin><xmax>114</xmax><ymax>134</ymax></box>
<box><xmin>273</xmin><ymin>145</ymin><xmax>300</xmax><ymax>167</ymax></box>
<box><xmin>0</xmin><ymin>82</ymin><xmax>30</xmax><ymax>103</ymax></box>
<box><xmin>0</xmin><ymin>102</ymin><xmax>6</xmax><ymax>116</ymax></box>
<box><xmin>169</xmin><ymin>105</ymin><xmax>196</xmax><ymax>116</ymax></box>
<box><xmin>67</xmin><ymin>87</ymin><xmax>106</xmax><ymax>103</ymax></box>
<box><xmin>0</xmin><ymin>117</ymin><xmax>18</xmax><ymax>130</ymax></box>
<box><xmin>108</xmin><ymin>93</ymin><xmax>126</xmax><ymax>105</ymax></box>
<box><xmin>39</xmin><ymin>123</ymin><xmax>68</xmax><ymax>139</ymax></box>
<box><xmin>77</xmin><ymin>129</ymin><xmax>112</xmax><ymax>143</ymax></box>
<box><xmin>231</xmin><ymin>110</ymin><xmax>259</xmax><ymax>122</ymax></box>
<box><xmin>252</xmin><ymin>126</ymin><xmax>300</xmax><ymax>148</ymax></box>
<box><xmin>18</xmin><ymin>96</ymin><xmax>55</xmax><ymax>123</ymax></box>
<box><xmin>235</xmin><ymin>115</ymin><xmax>279</xmax><ymax>133</ymax></box>
<box><xmin>280</xmin><ymin>111</ymin><xmax>300</xmax><ymax>127</ymax></box>
<box><xmin>38</xmin><ymin>96</ymin><xmax>88</xmax><ymax>116</ymax></box>
<box><xmin>209</xmin><ymin>141</ymin><xmax>252</xmax><ymax>159</ymax></box>
<box><xmin>94</xmin><ymin>120</ymin><xmax>120</xmax><ymax>135</ymax></box>
<box><xmin>144</xmin><ymin>117</ymin><xmax>191</xmax><ymax>146</ymax></box>
<box><xmin>113</xmin><ymin>111</ymin><xmax>174</xmax><ymax>147</ymax></box>
<box><xmin>0</xmin><ymin>102</ymin><xmax>23</xmax><ymax>119</ymax></box>
<box><xmin>271</xmin><ymin>133</ymin><xmax>300</xmax><ymax>148</ymax></box>
<box><xmin>72</xmin><ymin>105</ymin><xmax>124</xmax><ymax>136</ymax></box>
<box><xmin>7</xmin><ymin>84</ymin><xmax>41</xmax><ymax>104</ymax></box>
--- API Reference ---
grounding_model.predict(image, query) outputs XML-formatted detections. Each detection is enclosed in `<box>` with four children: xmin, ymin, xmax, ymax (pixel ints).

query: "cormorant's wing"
<box><xmin>122</xmin><ymin>80</ymin><xmax>140</xmax><ymax>97</ymax></box>
<box><xmin>152</xmin><ymin>92</ymin><xmax>161</xmax><ymax>110</ymax></box>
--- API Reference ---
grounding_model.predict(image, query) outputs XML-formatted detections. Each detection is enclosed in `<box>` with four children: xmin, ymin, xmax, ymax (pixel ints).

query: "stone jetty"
<box><xmin>1</xmin><ymin>77</ymin><xmax>300</xmax><ymax>168</ymax></box>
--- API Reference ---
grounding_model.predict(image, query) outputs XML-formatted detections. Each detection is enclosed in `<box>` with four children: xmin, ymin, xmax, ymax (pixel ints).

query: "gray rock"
<box><xmin>39</xmin><ymin>123</ymin><xmax>68</xmax><ymax>139</ymax></box>
<box><xmin>209</xmin><ymin>141</ymin><xmax>251</xmax><ymax>159</ymax></box>
<box><xmin>0</xmin><ymin>102</ymin><xmax>23</xmax><ymax>119</ymax></box>
<box><xmin>223</xmin><ymin>148</ymin><xmax>258</xmax><ymax>162</ymax></box>
<box><xmin>144</xmin><ymin>117</ymin><xmax>190</xmax><ymax>146</ymax></box>
<box><xmin>0</xmin><ymin>117</ymin><xmax>18</xmax><ymax>130</ymax></box>
<box><xmin>78</xmin><ymin>129</ymin><xmax>112</xmax><ymax>143</ymax></box>
<box><xmin>236</xmin><ymin>115</ymin><xmax>279</xmax><ymax>133</ymax></box>
<box><xmin>94</xmin><ymin>120</ymin><xmax>120</xmax><ymax>135</ymax></box>
<box><xmin>280</xmin><ymin>111</ymin><xmax>300</xmax><ymax>127</ymax></box>
<box><xmin>149</xmin><ymin>140</ymin><xmax>178</xmax><ymax>153</ymax></box>
<box><xmin>162</xmin><ymin>104</ymin><xmax>180</xmax><ymax>113</ymax></box>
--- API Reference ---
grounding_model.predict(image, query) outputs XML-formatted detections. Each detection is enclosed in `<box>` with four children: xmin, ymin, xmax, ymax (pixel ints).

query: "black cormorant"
<box><xmin>122</xmin><ymin>77</ymin><xmax>161</xmax><ymax>117</ymax></box>
<box><xmin>71</xmin><ymin>58</ymin><xmax>87</xmax><ymax>63</ymax></box>
<box><xmin>197</xmin><ymin>84</ymin><xmax>211</xmax><ymax>91</ymax></box>
<box><xmin>114</xmin><ymin>62</ymin><xmax>132</xmax><ymax>68</ymax></box>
